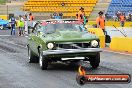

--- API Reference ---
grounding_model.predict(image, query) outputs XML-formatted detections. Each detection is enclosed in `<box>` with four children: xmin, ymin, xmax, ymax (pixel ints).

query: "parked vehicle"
<box><xmin>0</xmin><ymin>19</ymin><xmax>11</xmax><ymax>30</ymax></box>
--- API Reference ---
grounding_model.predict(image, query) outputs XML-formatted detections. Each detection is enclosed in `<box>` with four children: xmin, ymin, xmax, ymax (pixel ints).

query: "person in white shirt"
<box><xmin>24</xmin><ymin>15</ymin><xmax>28</xmax><ymax>36</ymax></box>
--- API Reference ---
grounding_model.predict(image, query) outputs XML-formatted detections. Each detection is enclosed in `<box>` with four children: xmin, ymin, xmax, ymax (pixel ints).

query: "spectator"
<box><xmin>127</xmin><ymin>11</ymin><xmax>131</xmax><ymax>16</ymax></box>
<box><xmin>50</xmin><ymin>14</ymin><xmax>53</xmax><ymax>19</ymax></box>
<box><xmin>29</xmin><ymin>13</ymin><xmax>34</xmax><ymax>21</ymax></box>
<box><xmin>52</xmin><ymin>12</ymin><xmax>59</xmax><ymax>19</ymax></box>
<box><xmin>24</xmin><ymin>15</ymin><xmax>28</xmax><ymax>36</ymax></box>
<box><xmin>61</xmin><ymin>2</ymin><xmax>65</xmax><ymax>6</ymax></box>
<box><xmin>54</xmin><ymin>13</ymin><xmax>61</xmax><ymax>19</ymax></box>
<box><xmin>113</xmin><ymin>15</ymin><xmax>117</xmax><ymax>21</ymax></box>
<box><xmin>96</xmin><ymin>11</ymin><xmax>106</xmax><ymax>34</ymax></box>
<box><xmin>130</xmin><ymin>14</ymin><xmax>132</xmax><ymax>21</ymax></box>
<box><xmin>76</xmin><ymin>7</ymin><xmax>88</xmax><ymax>26</ymax></box>
<box><xmin>18</xmin><ymin>15</ymin><xmax>25</xmax><ymax>36</ymax></box>
<box><xmin>119</xmin><ymin>13</ymin><xmax>125</xmax><ymax>27</ymax></box>
<box><xmin>28</xmin><ymin>13</ymin><xmax>34</xmax><ymax>28</ymax></box>
<box><xmin>83</xmin><ymin>15</ymin><xmax>88</xmax><ymax>26</ymax></box>
<box><xmin>116</xmin><ymin>11</ymin><xmax>121</xmax><ymax>21</ymax></box>
<box><xmin>59</xmin><ymin>12</ymin><xmax>63</xmax><ymax>19</ymax></box>
<box><xmin>77</xmin><ymin>7</ymin><xmax>85</xmax><ymax>23</ymax></box>
<box><xmin>26</xmin><ymin>13</ymin><xmax>30</xmax><ymax>21</ymax></box>
<box><xmin>105</xmin><ymin>13</ymin><xmax>108</xmax><ymax>21</ymax></box>
<box><xmin>127</xmin><ymin>11</ymin><xmax>132</xmax><ymax>21</ymax></box>
<box><xmin>9</xmin><ymin>15</ymin><xmax>16</xmax><ymax>35</ymax></box>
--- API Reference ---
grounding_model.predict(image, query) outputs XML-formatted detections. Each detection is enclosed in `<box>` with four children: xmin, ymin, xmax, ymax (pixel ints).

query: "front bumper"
<box><xmin>43</xmin><ymin>48</ymin><xmax>102</xmax><ymax>57</ymax></box>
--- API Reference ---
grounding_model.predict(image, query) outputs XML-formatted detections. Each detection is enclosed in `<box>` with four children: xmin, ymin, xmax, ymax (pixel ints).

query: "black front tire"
<box><xmin>28</xmin><ymin>47</ymin><xmax>38</xmax><ymax>63</ymax></box>
<box><xmin>89</xmin><ymin>53</ymin><xmax>100</xmax><ymax>69</ymax></box>
<box><xmin>0</xmin><ymin>25</ymin><xmax>4</xmax><ymax>30</ymax></box>
<box><xmin>39</xmin><ymin>53</ymin><xmax>48</xmax><ymax>70</ymax></box>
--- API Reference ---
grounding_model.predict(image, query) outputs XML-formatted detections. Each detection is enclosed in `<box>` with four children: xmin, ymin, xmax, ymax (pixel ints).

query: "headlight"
<box><xmin>47</xmin><ymin>43</ymin><xmax>54</xmax><ymax>49</ymax></box>
<box><xmin>91</xmin><ymin>40</ymin><xmax>98</xmax><ymax>47</ymax></box>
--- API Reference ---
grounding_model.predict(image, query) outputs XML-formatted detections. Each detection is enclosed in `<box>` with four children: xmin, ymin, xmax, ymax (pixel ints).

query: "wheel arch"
<box><xmin>37</xmin><ymin>44</ymin><xmax>42</xmax><ymax>54</ymax></box>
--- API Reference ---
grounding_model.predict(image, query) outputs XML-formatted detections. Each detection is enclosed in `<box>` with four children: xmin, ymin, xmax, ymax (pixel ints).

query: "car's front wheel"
<box><xmin>0</xmin><ymin>25</ymin><xmax>4</xmax><ymax>30</ymax></box>
<box><xmin>28</xmin><ymin>47</ymin><xmax>38</xmax><ymax>63</ymax></box>
<box><xmin>89</xmin><ymin>53</ymin><xmax>100</xmax><ymax>69</ymax></box>
<box><xmin>39</xmin><ymin>53</ymin><xmax>48</xmax><ymax>70</ymax></box>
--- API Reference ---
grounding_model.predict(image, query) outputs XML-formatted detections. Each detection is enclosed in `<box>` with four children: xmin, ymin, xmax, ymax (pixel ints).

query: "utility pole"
<box><xmin>7</xmin><ymin>5</ymin><xmax>8</xmax><ymax>20</ymax></box>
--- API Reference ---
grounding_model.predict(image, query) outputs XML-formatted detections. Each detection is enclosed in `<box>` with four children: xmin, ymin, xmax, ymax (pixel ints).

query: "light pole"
<box><xmin>7</xmin><ymin>5</ymin><xmax>8</xmax><ymax>20</ymax></box>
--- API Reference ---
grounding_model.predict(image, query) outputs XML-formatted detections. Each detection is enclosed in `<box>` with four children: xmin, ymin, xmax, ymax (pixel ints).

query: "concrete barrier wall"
<box><xmin>110</xmin><ymin>37</ymin><xmax>132</xmax><ymax>52</ymax></box>
<box><xmin>88</xmin><ymin>21</ymin><xmax>132</xmax><ymax>27</ymax></box>
<box><xmin>87</xmin><ymin>28</ymin><xmax>105</xmax><ymax>48</ymax></box>
<box><xmin>0</xmin><ymin>15</ymin><xmax>7</xmax><ymax>20</ymax></box>
<box><xmin>105</xmin><ymin>26</ymin><xmax>132</xmax><ymax>38</ymax></box>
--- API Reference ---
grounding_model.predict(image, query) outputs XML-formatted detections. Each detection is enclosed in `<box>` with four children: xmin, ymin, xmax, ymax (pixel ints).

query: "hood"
<box><xmin>59</xmin><ymin>31</ymin><xmax>82</xmax><ymax>38</ymax></box>
<box><xmin>42</xmin><ymin>30</ymin><xmax>99</xmax><ymax>43</ymax></box>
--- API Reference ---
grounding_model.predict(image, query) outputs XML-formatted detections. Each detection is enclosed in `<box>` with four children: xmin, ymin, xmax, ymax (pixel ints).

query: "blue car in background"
<box><xmin>0</xmin><ymin>19</ymin><xmax>11</xmax><ymax>30</ymax></box>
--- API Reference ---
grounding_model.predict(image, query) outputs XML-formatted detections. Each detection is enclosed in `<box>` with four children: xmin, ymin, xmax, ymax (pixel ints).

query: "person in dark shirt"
<box><xmin>10</xmin><ymin>16</ymin><xmax>16</xmax><ymax>35</ymax></box>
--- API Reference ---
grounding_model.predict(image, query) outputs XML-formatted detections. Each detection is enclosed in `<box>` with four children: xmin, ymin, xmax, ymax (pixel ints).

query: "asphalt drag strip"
<box><xmin>0</xmin><ymin>36</ymin><xmax>132</xmax><ymax>88</ymax></box>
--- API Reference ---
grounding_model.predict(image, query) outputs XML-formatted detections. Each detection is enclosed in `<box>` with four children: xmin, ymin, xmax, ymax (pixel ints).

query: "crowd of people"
<box><xmin>75</xmin><ymin>7</ymin><xmax>110</xmax><ymax>43</ymax></box>
<box><xmin>9</xmin><ymin>13</ymin><xmax>34</xmax><ymax>36</ymax></box>
<box><xmin>8</xmin><ymin>7</ymin><xmax>131</xmax><ymax>37</ymax></box>
<box><xmin>76</xmin><ymin>7</ymin><xmax>105</xmax><ymax>33</ymax></box>
<box><xmin>113</xmin><ymin>11</ymin><xmax>127</xmax><ymax>27</ymax></box>
<box><xmin>115</xmin><ymin>11</ymin><xmax>132</xmax><ymax>22</ymax></box>
<box><xmin>105</xmin><ymin>11</ymin><xmax>132</xmax><ymax>22</ymax></box>
<box><xmin>50</xmin><ymin>12</ymin><xmax>63</xmax><ymax>19</ymax></box>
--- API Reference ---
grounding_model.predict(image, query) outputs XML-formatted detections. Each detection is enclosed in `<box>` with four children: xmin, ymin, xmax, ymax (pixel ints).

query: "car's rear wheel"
<box><xmin>89</xmin><ymin>53</ymin><xmax>100</xmax><ymax>69</ymax></box>
<box><xmin>28</xmin><ymin>47</ymin><xmax>38</xmax><ymax>63</ymax></box>
<box><xmin>39</xmin><ymin>52</ymin><xmax>48</xmax><ymax>70</ymax></box>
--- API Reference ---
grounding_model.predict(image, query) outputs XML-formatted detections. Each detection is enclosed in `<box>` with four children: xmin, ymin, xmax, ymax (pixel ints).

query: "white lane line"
<box><xmin>7</xmin><ymin>42</ymin><xmax>27</xmax><ymax>49</ymax></box>
<box><xmin>0</xmin><ymin>39</ymin><xmax>27</xmax><ymax>49</ymax></box>
<box><xmin>103</xmin><ymin>49</ymin><xmax>132</xmax><ymax>56</ymax></box>
<box><xmin>0</xmin><ymin>49</ymin><xmax>6</xmax><ymax>52</ymax></box>
<box><xmin>25</xmin><ymin>36</ymin><xmax>28</xmax><ymax>37</ymax></box>
<box><xmin>0</xmin><ymin>35</ymin><xmax>11</xmax><ymax>36</ymax></box>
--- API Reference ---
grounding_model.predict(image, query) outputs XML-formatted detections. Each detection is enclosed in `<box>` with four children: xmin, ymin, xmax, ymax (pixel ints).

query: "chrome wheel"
<box><xmin>39</xmin><ymin>53</ymin><xmax>43</xmax><ymax>67</ymax></box>
<box><xmin>0</xmin><ymin>25</ymin><xmax>3</xmax><ymax>30</ymax></box>
<box><xmin>39</xmin><ymin>53</ymin><xmax>48</xmax><ymax>70</ymax></box>
<box><xmin>28</xmin><ymin>48</ymin><xmax>31</xmax><ymax>62</ymax></box>
<box><xmin>28</xmin><ymin>47</ymin><xmax>38</xmax><ymax>63</ymax></box>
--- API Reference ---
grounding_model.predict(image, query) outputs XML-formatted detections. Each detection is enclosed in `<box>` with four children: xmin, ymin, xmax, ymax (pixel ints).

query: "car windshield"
<box><xmin>39</xmin><ymin>23</ymin><xmax>87</xmax><ymax>34</ymax></box>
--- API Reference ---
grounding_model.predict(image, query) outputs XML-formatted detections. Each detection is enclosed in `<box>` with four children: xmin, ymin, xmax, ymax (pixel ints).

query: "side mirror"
<box><xmin>37</xmin><ymin>31</ymin><xmax>41</xmax><ymax>36</ymax></box>
<box><xmin>28</xmin><ymin>26</ymin><xmax>34</xmax><ymax>34</ymax></box>
<box><xmin>37</xmin><ymin>29</ymin><xmax>44</xmax><ymax>36</ymax></box>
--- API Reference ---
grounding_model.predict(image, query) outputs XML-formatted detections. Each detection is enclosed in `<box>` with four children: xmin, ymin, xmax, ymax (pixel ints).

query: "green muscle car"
<box><xmin>27</xmin><ymin>19</ymin><xmax>102</xmax><ymax>70</ymax></box>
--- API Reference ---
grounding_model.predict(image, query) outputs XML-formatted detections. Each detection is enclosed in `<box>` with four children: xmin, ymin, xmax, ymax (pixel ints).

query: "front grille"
<box><xmin>56</xmin><ymin>42</ymin><xmax>91</xmax><ymax>49</ymax></box>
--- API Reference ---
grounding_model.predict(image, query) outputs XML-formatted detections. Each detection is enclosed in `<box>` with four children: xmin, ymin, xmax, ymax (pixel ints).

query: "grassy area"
<box><xmin>0</xmin><ymin>0</ymin><xmax>6</xmax><ymax>4</ymax></box>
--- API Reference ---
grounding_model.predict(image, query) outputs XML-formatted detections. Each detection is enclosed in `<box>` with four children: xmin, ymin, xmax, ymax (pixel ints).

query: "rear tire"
<box><xmin>39</xmin><ymin>52</ymin><xmax>48</xmax><ymax>70</ymax></box>
<box><xmin>89</xmin><ymin>53</ymin><xmax>100</xmax><ymax>69</ymax></box>
<box><xmin>28</xmin><ymin>47</ymin><xmax>38</xmax><ymax>63</ymax></box>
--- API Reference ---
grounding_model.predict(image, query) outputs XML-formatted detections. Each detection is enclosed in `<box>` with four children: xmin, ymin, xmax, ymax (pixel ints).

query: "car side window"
<box><xmin>33</xmin><ymin>23</ymin><xmax>42</xmax><ymax>34</ymax></box>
